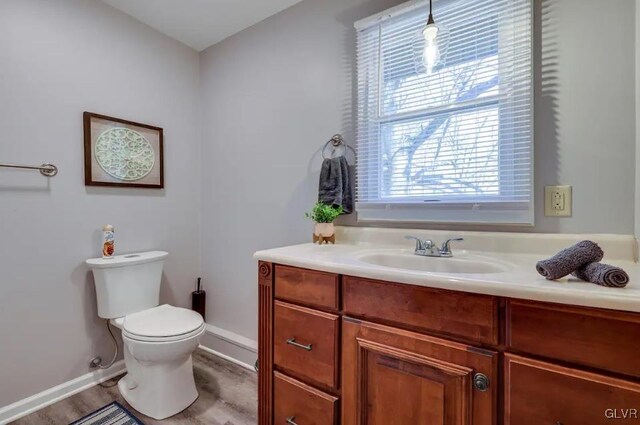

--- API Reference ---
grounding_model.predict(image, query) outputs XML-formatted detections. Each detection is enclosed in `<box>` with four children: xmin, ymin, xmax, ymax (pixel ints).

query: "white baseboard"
<box><xmin>198</xmin><ymin>345</ymin><xmax>255</xmax><ymax>372</ymax></box>
<box><xmin>0</xmin><ymin>361</ymin><xmax>126</xmax><ymax>425</ymax></box>
<box><xmin>205</xmin><ymin>324</ymin><xmax>257</xmax><ymax>352</ymax></box>
<box><xmin>200</xmin><ymin>324</ymin><xmax>257</xmax><ymax>371</ymax></box>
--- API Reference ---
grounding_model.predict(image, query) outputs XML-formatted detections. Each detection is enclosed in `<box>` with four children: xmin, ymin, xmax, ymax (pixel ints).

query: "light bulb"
<box><xmin>422</xmin><ymin>23</ymin><xmax>440</xmax><ymax>75</ymax></box>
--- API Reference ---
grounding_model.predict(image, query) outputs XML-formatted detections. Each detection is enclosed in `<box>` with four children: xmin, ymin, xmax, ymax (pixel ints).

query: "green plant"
<box><xmin>305</xmin><ymin>202</ymin><xmax>343</xmax><ymax>223</ymax></box>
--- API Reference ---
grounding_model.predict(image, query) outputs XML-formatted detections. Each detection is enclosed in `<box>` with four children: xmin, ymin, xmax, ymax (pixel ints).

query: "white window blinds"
<box><xmin>355</xmin><ymin>0</ymin><xmax>534</xmax><ymax>224</ymax></box>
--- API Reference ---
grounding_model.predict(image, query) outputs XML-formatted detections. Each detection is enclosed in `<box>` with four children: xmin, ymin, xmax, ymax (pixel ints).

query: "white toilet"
<box><xmin>86</xmin><ymin>251</ymin><xmax>205</xmax><ymax>420</ymax></box>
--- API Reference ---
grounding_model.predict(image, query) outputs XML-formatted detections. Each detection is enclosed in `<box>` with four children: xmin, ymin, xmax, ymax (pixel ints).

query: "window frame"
<box><xmin>355</xmin><ymin>0</ymin><xmax>534</xmax><ymax>225</ymax></box>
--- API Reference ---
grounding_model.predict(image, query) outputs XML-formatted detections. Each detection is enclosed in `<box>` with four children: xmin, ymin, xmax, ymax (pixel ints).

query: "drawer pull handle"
<box><xmin>286</xmin><ymin>416</ymin><xmax>299</xmax><ymax>425</ymax></box>
<box><xmin>286</xmin><ymin>338</ymin><xmax>313</xmax><ymax>351</ymax></box>
<box><xmin>473</xmin><ymin>373</ymin><xmax>490</xmax><ymax>391</ymax></box>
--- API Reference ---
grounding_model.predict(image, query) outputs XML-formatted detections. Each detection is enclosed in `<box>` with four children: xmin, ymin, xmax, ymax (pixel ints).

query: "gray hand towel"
<box><xmin>536</xmin><ymin>240</ymin><xmax>604</xmax><ymax>280</ymax></box>
<box><xmin>318</xmin><ymin>156</ymin><xmax>353</xmax><ymax>214</ymax></box>
<box><xmin>573</xmin><ymin>263</ymin><xmax>630</xmax><ymax>288</ymax></box>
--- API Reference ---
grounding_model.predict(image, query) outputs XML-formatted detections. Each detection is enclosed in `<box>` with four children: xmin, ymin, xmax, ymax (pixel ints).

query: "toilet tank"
<box><xmin>86</xmin><ymin>251</ymin><xmax>168</xmax><ymax>319</ymax></box>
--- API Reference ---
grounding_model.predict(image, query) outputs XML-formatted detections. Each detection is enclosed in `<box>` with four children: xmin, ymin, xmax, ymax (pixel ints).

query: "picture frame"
<box><xmin>83</xmin><ymin>112</ymin><xmax>164</xmax><ymax>189</ymax></box>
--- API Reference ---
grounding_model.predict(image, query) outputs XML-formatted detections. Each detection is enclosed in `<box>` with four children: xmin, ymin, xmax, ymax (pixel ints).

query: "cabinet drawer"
<box><xmin>274</xmin><ymin>372</ymin><xmax>338</xmax><ymax>425</ymax></box>
<box><xmin>343</xmin><ymin>276</ymin><xmax>499</xmax><ymax>345</ymax></box>
<box><xmin>275</xmin><ymin>265</ymin><xmax>340</xmax><ymax>311</ymax></box>
<box><xmin>505</xmin><ymin>354</ymin><xmax>640</xmax><ymax>424</ymax></box>
<box><xmin>274</xmin><ymin>301</ymin><xmax>340</xmax><ymax>389</ymax></box>
<box><xmin>507</xmin><ymin>300</ymin><xmax>640</xmax><ymax>378</ymax></box>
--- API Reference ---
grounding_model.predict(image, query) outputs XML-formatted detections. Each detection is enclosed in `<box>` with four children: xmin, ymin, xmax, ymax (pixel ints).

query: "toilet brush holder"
<box><xmin>192</xmin><ymin>277</ymin><xmax>206</xmax><ymax>320</ymax></box>
<box><xmin>192</xmin><ymin>290</ymin><xmax>206</xmax><ymax>320</ymax></box>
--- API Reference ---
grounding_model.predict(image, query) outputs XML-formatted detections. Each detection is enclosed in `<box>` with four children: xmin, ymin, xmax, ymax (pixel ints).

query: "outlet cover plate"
<box><xmin>545</xmin><ymin>185</ymin><xmax>572</xmax><ymax>217</ymax></box>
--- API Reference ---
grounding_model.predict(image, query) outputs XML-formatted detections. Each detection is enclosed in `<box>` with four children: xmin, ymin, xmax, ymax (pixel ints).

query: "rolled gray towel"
<box><xmin>573</xmin><ymin>263</ymin><xmax>630</xmax><ymax>288</ymax></box>
<box><xmin>536</xmin><ymin>241</ymin><xmax>604</xmax><ymax>280</ymax></box>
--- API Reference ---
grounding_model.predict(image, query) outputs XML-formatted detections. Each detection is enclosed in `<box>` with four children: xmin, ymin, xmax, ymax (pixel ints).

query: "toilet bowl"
<box><xmin>86</xmin><ymin>251</ymin><xmax>205</xmax><ymax>420</ymax></box>
<box><xmin>111</xmin><ymin>305</ymin><xmax>205</xmax><ymax>420</ymax></box>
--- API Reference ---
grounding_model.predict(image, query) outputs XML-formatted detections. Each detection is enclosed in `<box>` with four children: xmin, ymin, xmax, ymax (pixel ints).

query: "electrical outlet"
<box><xmin>545</xmin><ymin>185</ymin><xmax>572</xmax><ymax>217</ymax></box>
<box><xmin>552</xmin><ymin>191</ymin><xmax>564</xmax><ymax>210</ymax></box>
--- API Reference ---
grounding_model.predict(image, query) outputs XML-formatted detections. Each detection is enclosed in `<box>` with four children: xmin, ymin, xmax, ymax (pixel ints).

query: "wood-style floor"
<box><xmin>12</xmin><ymin>350</ymin><xmax>257</xmax><ymax>425</ymax></box>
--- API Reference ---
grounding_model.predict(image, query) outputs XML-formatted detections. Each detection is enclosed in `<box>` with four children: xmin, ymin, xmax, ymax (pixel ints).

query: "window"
<box><xmin>355</xmin><ymin>0</ymin><xmax>533</xmax><ymax>224</ymax></box>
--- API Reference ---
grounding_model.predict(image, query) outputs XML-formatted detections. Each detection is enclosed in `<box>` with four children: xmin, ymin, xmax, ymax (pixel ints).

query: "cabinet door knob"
<box><xmin>286</xmin><ymin>337</ymin><xmax>313</xmax><ymax>351</ymax></box>
<box><xmin>473</xmin><ymin>373</ymin><xmax>490</xmax><ymax>391</ymax></box>
<box><xmin>286</xmin><ymin>416</ymin><xmax>299</xmax><ymax>425</ymax></box>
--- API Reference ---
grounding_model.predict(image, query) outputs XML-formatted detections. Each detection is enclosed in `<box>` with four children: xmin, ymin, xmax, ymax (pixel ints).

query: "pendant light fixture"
<box><xmin>422</xmin><ymin>0</ymin><xmax>440</xmax><ymax>75</ymax></box>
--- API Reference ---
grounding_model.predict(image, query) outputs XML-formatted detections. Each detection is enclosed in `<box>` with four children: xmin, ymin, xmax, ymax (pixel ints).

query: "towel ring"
<box><xmin>322</xmin><ymin>134</ymin><xmax>356</xmax><ymax>160</ymax></box>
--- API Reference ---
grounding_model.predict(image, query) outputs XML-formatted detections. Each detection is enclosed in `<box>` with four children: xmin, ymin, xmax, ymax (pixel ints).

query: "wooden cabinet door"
<box><xmin>342</xmin><ymin>318</ymin><xmax>497</xmax><ymax>425</ymax></box>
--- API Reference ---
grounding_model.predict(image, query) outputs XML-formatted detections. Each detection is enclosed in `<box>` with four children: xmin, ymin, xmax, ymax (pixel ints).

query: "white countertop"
<box><xmin>254</xmin><ymin>227</ymin><xmax>640</xmax><ymax>313</ymax></box>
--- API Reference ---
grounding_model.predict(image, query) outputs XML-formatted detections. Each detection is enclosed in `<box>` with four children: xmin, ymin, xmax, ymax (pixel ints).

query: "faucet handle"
<box><xmin>405</xmin><ymin>235</ymin><xmax>427</xmax><ymax>251</ymax></box>
<box><xmin>441</xmin><ymin>238</ymin><xmax>464</xmax><ymax>256</ymax></box>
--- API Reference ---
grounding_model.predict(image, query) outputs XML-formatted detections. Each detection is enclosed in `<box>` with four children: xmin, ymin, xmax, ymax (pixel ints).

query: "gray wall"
<box><xmin>199</xmin><ymin>0</ymin><xmax>405</xmax><ymax>342</ymax></box>
<box><xmin>533</xmin><ymin>0</ymin><xmax>635</xmax><ymax>234</ymax></box>
<box><xmin>0</xmin><ymin>0</ymin><xmax>201</xmax><ymax>407</ymax></box>
<box><xmin>199</xmin><ymin>0</ymin><xmax>637</xmax><ymax>344</ymax></box>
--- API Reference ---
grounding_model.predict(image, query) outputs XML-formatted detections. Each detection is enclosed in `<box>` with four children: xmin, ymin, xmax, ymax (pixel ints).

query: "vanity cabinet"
<box><xmin>258</xmin><ymin>262</ymin><xmax>640</xmax><ymax>425</ymax></box>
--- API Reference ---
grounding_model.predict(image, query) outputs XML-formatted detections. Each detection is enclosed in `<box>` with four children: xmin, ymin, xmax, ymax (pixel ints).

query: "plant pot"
<box><xmin>313</xmin><ymin>222</ymin><xmax>335</xmax><ymax>244</ymax></box>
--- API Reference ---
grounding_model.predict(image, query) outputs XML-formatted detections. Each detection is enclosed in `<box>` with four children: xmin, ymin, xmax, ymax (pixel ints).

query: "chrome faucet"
<box><xmin>405</xmin><ymin>236</ymin><xmax>464</xmax><ymax>258</ymax></box>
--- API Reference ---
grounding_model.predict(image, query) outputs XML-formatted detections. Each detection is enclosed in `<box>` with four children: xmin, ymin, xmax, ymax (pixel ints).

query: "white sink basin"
<box><xmin>356</xmin><ymin>251</ymin><xmax>511</xmax><ymax>274</ymax></box>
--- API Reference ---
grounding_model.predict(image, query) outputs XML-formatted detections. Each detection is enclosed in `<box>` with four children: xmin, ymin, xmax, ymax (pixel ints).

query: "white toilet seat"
<box><xmin>123</xmin><ymin>304</ymin><xmax>203</xmax><ymax>338</ymax></box>
<box><xmin>123</xmin><ymin>322</ymin><xmax>206</xmax><ymax>343</ymax></box>
<box><xmin>115</xmin><ymin>304</ymin><xmax>205</xmax><ymax>343</ymax></box>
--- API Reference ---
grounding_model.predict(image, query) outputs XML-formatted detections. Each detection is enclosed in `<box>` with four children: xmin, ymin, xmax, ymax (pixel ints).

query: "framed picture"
<box><xmin>83</xmin><ymin>112</ymin><xmax>164</xmax><ymax>188</ymax></box>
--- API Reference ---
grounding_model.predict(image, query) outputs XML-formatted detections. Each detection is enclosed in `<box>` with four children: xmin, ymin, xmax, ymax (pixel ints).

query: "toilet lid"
<box><xmin>123</xmin><ymin>304</ymin><xmax>204</xmax><ymax>338</ymax></box>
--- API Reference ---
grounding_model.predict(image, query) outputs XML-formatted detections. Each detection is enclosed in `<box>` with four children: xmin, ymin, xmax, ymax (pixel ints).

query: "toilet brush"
<box><xmin>192</xmin><ymin>277</ymin><xmax>206</xmax><ymax>320</ymax></box>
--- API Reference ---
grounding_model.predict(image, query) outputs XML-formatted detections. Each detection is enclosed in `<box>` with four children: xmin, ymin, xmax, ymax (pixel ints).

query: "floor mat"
<box><xmin>69</xmin><ymin>401</ymin><xmax>144</xmax><ymax>425</ymax></box>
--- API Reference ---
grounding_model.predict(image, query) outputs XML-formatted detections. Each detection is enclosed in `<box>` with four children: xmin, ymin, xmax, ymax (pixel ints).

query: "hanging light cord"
<box><xmin>428</xmin><ymin>0</ymin><xmax>435</xmax><ymax>24</ymax></box>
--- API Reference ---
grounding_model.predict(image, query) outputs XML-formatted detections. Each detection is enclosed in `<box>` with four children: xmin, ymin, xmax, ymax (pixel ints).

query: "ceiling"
<box><xmin>101</xmin><ymin>0</ymin><xmax>304</xmax><ymax>51</ymax></box>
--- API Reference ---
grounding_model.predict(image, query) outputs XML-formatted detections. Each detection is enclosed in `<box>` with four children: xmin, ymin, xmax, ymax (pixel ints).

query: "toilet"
<box><xmin>86</xmin><ymin>251</ymin><xmax>205</xmax><ymax>420</ymax></box>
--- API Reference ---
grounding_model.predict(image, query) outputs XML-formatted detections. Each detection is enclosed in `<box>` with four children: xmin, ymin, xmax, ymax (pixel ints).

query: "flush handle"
<box><xmin>286</xmin><ymin>338</ymin><xmax>313</xmax><ymax>351</ymax></box>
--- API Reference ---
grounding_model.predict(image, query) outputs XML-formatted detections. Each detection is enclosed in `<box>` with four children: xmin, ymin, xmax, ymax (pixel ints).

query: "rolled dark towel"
<box><xmin>573</xmin><ymin>263</ymin><xmax>630</xmax><ymax>288</ymax></box>
<box><xmin>536</xmin><ymin>241</ymin><xmax>604</xmax><ymax>280</ymax></box>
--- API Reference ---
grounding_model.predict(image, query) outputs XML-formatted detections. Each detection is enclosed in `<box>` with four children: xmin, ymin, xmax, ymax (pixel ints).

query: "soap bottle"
<box><xmin>102</xmin><ymin>225</ymin><xmax>115</xmax><ymax>259</ymax></box>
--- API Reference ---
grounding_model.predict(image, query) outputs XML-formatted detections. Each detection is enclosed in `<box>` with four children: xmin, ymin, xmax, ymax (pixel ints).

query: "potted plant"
<box><xmin>305</xmin><ymin>202</ymin><xmax>343</xmax><ymax>244</ymax></box>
